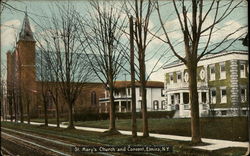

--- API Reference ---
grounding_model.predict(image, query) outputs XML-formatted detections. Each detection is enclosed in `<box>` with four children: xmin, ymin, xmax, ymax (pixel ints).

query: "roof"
<box><xmin>164</xmin><ymin>39</ymin><xmax>248</xmax><ymax>69</ymax></box>
<box><xmin>19</xmin><ymin>12</ymin><xmax>35</xmax><ymax>41</ymax></box>
<box><xmin>113</xmin><ymin>81</ymin><xmax>164</xmax><ymax>88</ymax></box>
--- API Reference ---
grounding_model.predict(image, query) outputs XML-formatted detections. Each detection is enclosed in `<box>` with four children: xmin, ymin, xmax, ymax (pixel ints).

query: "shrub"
<box><xmin>74</xmin><ymin>110</ymin><xmax>175</xmax><ymax>122</ymax></box>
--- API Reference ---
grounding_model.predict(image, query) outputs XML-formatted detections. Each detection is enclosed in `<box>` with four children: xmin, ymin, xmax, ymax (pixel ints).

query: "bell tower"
<box><xmin>16</xmin><ymin>12</ymin><xmax>37</xmax><ymax>116</ymax></box>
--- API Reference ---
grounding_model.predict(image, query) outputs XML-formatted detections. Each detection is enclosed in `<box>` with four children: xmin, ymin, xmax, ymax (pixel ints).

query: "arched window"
<box><xmin>153</xmin><ymin>100</ymin><xmax>159</xmax><ymax>110</ymax></box>
<box><xmin>91</xmin><ymin>91</ymin><xmax>97</xmax><ymax>105</ymax></box>
<box><xmin>161</xmin><ymin>101</ymin><xmax>165</xmax><ymax>110</ymax></box>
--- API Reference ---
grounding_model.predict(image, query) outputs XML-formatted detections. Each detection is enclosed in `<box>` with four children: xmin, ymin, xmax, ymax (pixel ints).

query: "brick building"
<box><xmin>6</xmin><ymin>13</ymin><xmax>105</xmax><ymax>118</ymax></box>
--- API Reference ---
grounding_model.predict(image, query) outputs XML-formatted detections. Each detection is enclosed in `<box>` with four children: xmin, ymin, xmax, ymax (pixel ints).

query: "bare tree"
<box><xmin>123</xmin><ymin>0</ymin><xmax>159</xmax><ymax>137</ymax></box>
<box><xmin>36</xmin><ymin>3</ymin><xmax>93</xmax><ymax>129</ymax></box>
<box><xmin>156</xmin><ymin>0</ymin><xmax>247</xmax><ymax>143</ymax></box>
<box><xmin>78</xmin><ymin>1</ymin><xmax>127</xmax><ymax>133</ymax></box>
<box><xmin>129</xmin><ymin>16</ymin><xmax>137</xmax><ymax>138</ymax></box>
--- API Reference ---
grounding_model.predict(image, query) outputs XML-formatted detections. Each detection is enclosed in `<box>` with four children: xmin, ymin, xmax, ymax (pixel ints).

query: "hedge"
<box><xmin>74</xmin><ymin>111</ymin><xmax>175</xmax><ymax>122</ymax></box>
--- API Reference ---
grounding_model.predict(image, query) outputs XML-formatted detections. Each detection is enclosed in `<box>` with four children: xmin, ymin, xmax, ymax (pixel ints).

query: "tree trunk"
<box><xmin>130</xmin><ymin>16</ymin><xmax>137</xmax><ymax>138</ymax></box>
<box><xmin>14</xmin><ymin>95</ymin><xmax>17</xmax><ymax>123</ymax></box>
<box><xmin>140</xmin><ymin>59</ymin><xmax>149</xmax><ymax>137</ymax></box>
<box><xmin>187</xmin><ymin>62</ymin><xmax>202</xmax><ymax>144</ymax></box>
<box><xmin>108</xmin><ymin>83</ymin><xmax>116</xmax><ymax>131</ymax></box>
<box><xmin>44</xmin><ymin>98</ymin><xmax>48</xmax><ymax>126</ymax></box>
<box><xmin>9</xmin><ymin>100</ymin><xmax>13</xmax><ymax>122</ymax></box>
<box><xmin>67</xmin><ymin>101</ymin><xmax>74</xmax><ymax>129</ymax></box>
<box><xmin>56</xmin><ymin>101</ymin><xmax>60</xmax><ymax>128</ymax></box>
<box><xmin>20</xmin><ymin>95</ymin><xmax>24</xmax><ymax>123</ymax></box>
<box><xmin>141</xmin><ymin>83</ymin><xmax>149</xmax><ymax>137</ymax></box>
<box><xmin>27</xmin><ymin>99</ymin><xmax>30</xmax><ymax>124</ymax></box>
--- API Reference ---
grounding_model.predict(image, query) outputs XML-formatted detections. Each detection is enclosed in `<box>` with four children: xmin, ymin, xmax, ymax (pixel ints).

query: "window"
<box><xmin>161</xmin><ymin>89</ymin><xmax>164</xmax><ymax>97</ymax></box>
<box><xmin>184</xmin><ymin>72</ymin><xmax>189</xmax><ymax>82</ymax></box>
<box><xmin>91</xmin><ymin>91</ymin><xmax>97</xmax><ymax>105</ymax></box>
<box><xmin>175</xmin><ymin>93</ymin><xmax>180</xmax><ymax>104</ymax></box>
<box><xmin>221</xmin><ymin>110</ymin><xmax>227</xmax><ymax>116</ymax></box>
<box><xmin>220</xmin><ymin>63</ymin><xmax>226</xmax><ymax>79</ymax></box>
<box><xmin>210</xmin><ymin>65</ymin><xmax>215</xmax><ymax>81</ymax></box>
<box><xmin>201</xmin><ymin>92</ymin><xmax>206</xmax><ymax>103</ymax></box>
<box><xmin>171</xmin><ymin>95</ymin><xmax>174</xmax><ymax>104</ymax></box>
<box><xmin>177</xmin><ymin>72</ymin><xmax>182</xmax><ymax>82</ymax></box>
<box><xmin>211</xmin><ymin>89</ymin><xmax>216</xmax><ymax>104</ymax></box>
<box><xmin>161</xmin><ymin>101</ymin><xmax>165</xmax><ymax>110</ymax></box>
<box><xmin>153</xmin><ymin>100</ymin><xmax>159</xmax><ymax>110</ymax></box>
<box><xmin>170</xmin><ymin>73</ymin><xmax>174</xmax><ymax>84</ymax></box>
<box><xmin>127</xmin><ymin>88</ymin><xmax>131</xmax><ymax>96</ymax></box>
<box><xmin>114</xmin><ymin>90</ymin><xmax>119</xmax><ymax>96</ymax></box>
<box><xmin>241</xmin><ymin>88</ymin><xmax>247</xmax><ymax>103</ymax></box>
<box><xmin>220</xmin><ymin>87</ymin><xmax>227</xmax><ymax>103</ymax></box>
<box><xmin>240</xmin><ymin>62</ymin><xmax>246</xmax><ymax>78</ymax></box>
<box><xmin>183</xmin><ymin>93</ymin><xmax>189</xmax><ymax>104</ymax></box>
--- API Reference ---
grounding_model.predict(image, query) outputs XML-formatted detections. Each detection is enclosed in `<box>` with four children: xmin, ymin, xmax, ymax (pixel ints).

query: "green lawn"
<box><xmin>1</xmin><ymin>121</ymin><xmax>247</xmax><ymax>156</ymax></box>
<box><xmin>23</xmin><ymin>116</ymin><xmax>248</xmax><ymax>141</ymax></box>
<box><xmin>73</xmin><ymin>117</ymin><xmax>249</xmax><ymax>141</ymax></box>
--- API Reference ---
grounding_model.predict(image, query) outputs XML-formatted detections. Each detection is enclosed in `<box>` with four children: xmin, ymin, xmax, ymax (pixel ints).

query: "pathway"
<box><xmin>4</xmin><ymin>120</ymin><xmax>249</xmax><ymax>151</ymax></box>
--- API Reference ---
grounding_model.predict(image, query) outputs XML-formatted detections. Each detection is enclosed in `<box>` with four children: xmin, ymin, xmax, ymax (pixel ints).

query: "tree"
<box><xmin>78</xmin><ymin>1</ymin><xmax>127</xmax><ymax>133</ymax></box>
<box><xmin>156</xmin><ymin>0</ymin><xmax>247</xmax><ymax>143</ymax></box>
<box><xmin>36</xmin><ymin>3</ymin><xmax>93</xmax><ymax>129</ymax></box>
<box><xmin>123</xmin><ymin>0</ymin><xmax>158</xmax><ymax>137</ymax></box>
<box><xmin>129</xmin><ymin>16</ymin><xmax>137</xmax><ymax>138</ymax></box>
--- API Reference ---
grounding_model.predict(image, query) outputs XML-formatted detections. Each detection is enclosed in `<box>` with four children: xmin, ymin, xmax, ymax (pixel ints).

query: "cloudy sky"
<box><xmin>1</xmin><ymin>0</ymin><xmax>248</xmax><ymax>82</ymax></box>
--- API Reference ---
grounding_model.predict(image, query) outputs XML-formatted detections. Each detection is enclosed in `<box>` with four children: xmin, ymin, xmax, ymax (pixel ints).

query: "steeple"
<box><xmin>19</xmin><ymin>11</ymin><xmax>35</xmax><ymax>41</ymax></box>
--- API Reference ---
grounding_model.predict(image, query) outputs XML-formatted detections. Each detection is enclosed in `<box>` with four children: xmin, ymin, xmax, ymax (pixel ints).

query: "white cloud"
<box><xmin>209</xmin><ymin>20</ymin><xmax>247</xmax><ymax>41</ymax></box>
<box><xmin>1</xmin><ymin>19</ymin><xmax>21</xmax><ymax>47</ymax></box>
<box><xmin>149</xmin><ymin>68</ymin><xmax>165</xmax><ymax>82</ymax></box>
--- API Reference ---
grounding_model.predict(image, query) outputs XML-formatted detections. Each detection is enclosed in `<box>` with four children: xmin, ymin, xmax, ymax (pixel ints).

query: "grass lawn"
<box><xmin>1</xmin><ymin>121</ymin><xmax>247</xmax><ymax>156</ymax></box>
<box><xmin>72</xmin><ymin>117</ymin><xmax>248</xmax><ymax>141</ymax></box>
<box><xmin>24</xmin><ymin>118</ymin><xmax>68</xmax><ymax>124</ymax></box>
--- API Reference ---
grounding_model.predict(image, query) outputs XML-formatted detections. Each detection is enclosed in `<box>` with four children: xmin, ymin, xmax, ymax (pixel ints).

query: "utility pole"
<box><xmin>130</xmin><ymin>16</ymin><xmax>137</xmax><ymax>138</ymax></box>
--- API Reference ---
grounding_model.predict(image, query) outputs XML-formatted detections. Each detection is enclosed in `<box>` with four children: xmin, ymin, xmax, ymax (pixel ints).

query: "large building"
<box><xmin>6</xmin><ymin>13</ymin><xmax>166</xmax><ymax>119</ymax></box>
<box><xmin>164</xmin><ymin>47</ymin><xmax>248</xmax><ymax>118</ymax></box>
<box><xmin>6</xmin><ymin>13</ymin><xmax>106</xmax><ymax>118</ymax></box>
<box><xmin>99</xmin><ymin>81</ymin><xmax>165</xmax><ymax>113</ymax></box>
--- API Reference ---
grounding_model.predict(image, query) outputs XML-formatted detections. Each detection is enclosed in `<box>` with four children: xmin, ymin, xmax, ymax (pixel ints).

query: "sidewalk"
<box><xmin>4</xmin><ymin>120</ymin><xmax>249</xmax><ymax>151</ymax></box>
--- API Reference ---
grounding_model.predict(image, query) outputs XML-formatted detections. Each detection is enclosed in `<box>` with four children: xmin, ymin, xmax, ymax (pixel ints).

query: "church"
<box><xmin>6</xmin><ymin>13</ymin><xmax>106</xmax><ymax>119</ymax></box>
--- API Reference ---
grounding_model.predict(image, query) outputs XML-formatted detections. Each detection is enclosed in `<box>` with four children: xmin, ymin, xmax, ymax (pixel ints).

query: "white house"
<box><xmin>99</xmin><ymin>81</ymin><xmax>166</xmax><ymax>113</ymax></box>
<box><xmin>164</xmin><ymin>49</ymin><xmax>248</xmax><ymax>118</ymax></box>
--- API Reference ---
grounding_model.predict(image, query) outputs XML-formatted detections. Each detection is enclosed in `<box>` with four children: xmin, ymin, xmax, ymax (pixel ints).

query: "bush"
<box><xmin>74</xmin><ymin>110</ymin><xmax>175</xmax><ymax>122</ymax></box>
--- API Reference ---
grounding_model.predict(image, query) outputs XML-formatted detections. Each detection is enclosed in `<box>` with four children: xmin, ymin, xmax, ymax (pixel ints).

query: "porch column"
<box><xmin>206</xmin><ymin>91</ymin><xmax>209</xmax><ymax>104</ymax></box>
<box><xmin>105</xmin><ymin>103</ymin><xmax>108</xmax><ymax>113</ymax></box>
<box><xmin>119</xmin><ymin>101</ymin><xmax>122</xmax><ymax>112</ymax></box>
<box><xmin>180</xmin><ymin>92</ymin><xmax>183</xmax><ymax>104</ymax></box>
<box><xmin>167</xmin><ymin>94</ymin><xmax>172</xmax><ymax>111</ymax></box>
<box><xmin>198</xmin><ymin>92</ymin><xmax>202</xmax><ymax>103</ymax></box>
<box><xmin>179</xmin><ymin>92</ymin><xmax>184</xmax><ymax>117</ymax></box>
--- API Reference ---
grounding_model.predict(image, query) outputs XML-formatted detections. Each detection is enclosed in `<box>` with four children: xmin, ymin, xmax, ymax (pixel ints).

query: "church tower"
<box><xmin>16</xmin><ymin>12</ymin><xmax>37</xmax><ymax>116</ymax></box>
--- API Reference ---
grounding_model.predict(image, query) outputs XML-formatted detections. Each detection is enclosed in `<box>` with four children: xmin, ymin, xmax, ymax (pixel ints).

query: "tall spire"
<box><xmin>19</xmin><ymin>10</ymin><xmax>34</xmax><ymax>41</ymax></box>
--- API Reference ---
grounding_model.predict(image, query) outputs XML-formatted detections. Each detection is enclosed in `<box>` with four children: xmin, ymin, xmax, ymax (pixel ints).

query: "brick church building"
<box><xmin>6</xmin><ymin>13</ymin><xmax>105</xmax><ymax>118</ymax></box>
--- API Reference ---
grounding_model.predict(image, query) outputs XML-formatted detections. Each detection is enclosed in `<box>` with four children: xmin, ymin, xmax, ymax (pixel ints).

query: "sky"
<box><xmin>1</xmin><ymin>0</ymin><xmax>248</xmax><ymax>82</ymax></box>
